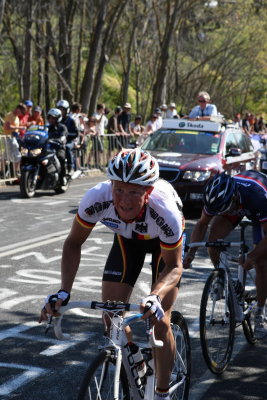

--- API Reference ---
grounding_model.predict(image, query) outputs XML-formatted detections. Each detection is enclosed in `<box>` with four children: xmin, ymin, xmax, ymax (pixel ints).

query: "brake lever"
<box><xmin>44</xmin><ymin>299</ymin><xmax>57</xmax><ymax>334</ymax></box>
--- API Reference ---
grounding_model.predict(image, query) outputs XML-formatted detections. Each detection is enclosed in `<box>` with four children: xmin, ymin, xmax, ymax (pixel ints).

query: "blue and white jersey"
<box><xmin>188</xmin><ymin>104</ymin><xmax>217</xmax><ymax>118</ymax></box>
<box><xmin>233</xmin><ymin>170</ymin><xmax>267</xmax><ymax>223</ymax></box>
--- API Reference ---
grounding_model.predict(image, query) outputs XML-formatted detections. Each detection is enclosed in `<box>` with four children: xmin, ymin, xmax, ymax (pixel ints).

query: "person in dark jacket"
<box><xmin>47</xmin><ymin>108</ymin><xmax>68</xmax><ymax>185</ymax></box>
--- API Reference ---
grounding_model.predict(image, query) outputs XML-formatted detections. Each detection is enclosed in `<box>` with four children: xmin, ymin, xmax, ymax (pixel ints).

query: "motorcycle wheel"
<box><xmin>20</xmin><ymin>170</ymin><xmax>36</xmax><ymax>198</ymax></box>
<box><xmin>54</xmin><ymin>177</ymin><xmax>70</xmax><ymax>194</ymax></box>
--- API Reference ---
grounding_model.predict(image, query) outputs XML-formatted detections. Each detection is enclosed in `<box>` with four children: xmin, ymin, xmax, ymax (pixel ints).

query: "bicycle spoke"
<box><xmin>200</xmin><ymin>271</ymin><xmax>235</xmax><ymax>374</ymax></box>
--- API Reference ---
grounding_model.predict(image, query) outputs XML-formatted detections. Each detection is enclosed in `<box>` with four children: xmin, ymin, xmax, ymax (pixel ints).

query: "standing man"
<box><xmin>166</xmin><ymin>103</ymin><xmax>178</xmax><ymax>119</ymax></box>
<box><xmin>188</xmin><ymin>91</ymin><xmax>217</xmax><ymax>120</ymax></box>
<box><xmin>40</xmin><ymin>148</ymin><xmax>184</xmax><ymax>400</ymax></box>
<box><xmin>118</xmin><ymin>103</ymin><xmax>132</xmax><ymax>147</ymax></box>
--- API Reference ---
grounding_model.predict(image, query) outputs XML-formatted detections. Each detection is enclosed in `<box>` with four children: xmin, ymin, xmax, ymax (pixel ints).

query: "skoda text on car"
<box><xmin>141</xmin><ymin>118</ymin><xmax>260</xmax><ymax>205</ymax></box>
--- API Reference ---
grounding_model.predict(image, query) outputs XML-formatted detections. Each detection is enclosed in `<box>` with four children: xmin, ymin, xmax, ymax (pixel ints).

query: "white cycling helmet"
<box><xmin>47</xmin><ymin>108</ymin><xmax>62</xmax><ymax>122</ymax></box>
<box><xmin>56</xmin><ymin>99</ymin><xmax>70</xmax><ymax>111</ymax></box>
<box><xmin>107</xmin><ymin>148</ymin><xmax>159</xmax><ymax>186</ymax></box>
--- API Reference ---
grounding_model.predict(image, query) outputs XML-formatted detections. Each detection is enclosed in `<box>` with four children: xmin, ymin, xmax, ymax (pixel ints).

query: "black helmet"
<box><xmin>203</xmin><ymin>172</ymin><xmax>237</xmax><ymax>214</ymax></box>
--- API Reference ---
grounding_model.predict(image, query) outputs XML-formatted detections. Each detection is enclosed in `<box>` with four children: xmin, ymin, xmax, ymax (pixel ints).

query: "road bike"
<box><xmin>189</xmin><ymin>219</ymin><xmax>257</xmax><ymax>375</ymax></box>
<box><xmin>48</xmin><ymin>300</ymin><xmax>191</xmax><ymax>399</ymax></box>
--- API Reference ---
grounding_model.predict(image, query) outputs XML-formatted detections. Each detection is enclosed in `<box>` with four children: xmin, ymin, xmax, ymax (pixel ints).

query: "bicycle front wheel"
<box><xmin>242</xmin><ymin>290</ymin><xmax>257</xmax><ymax>345</ymax></box>
<box><xmin>199</xmin><ymin>269</ymin><xmax>235</xmax><ymax>375</ymax></box>
<box><xmin>169</xmin><ymin>311</ymin><xmax>191</xmax><ymax>400</ymax></box>
<box><xmin>77</xmin><ymin>350</ymin><xmax>130</xmax><ymax>400</ymax></box>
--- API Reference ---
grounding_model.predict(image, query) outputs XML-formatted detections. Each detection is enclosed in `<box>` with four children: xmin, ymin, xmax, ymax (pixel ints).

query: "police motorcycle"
<box><xmin>19</xmin><ymin>125</ymin><xmax>71</xmax><ymax>198</ymax></box>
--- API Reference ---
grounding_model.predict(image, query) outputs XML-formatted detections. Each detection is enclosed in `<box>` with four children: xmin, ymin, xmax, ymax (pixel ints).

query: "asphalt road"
<box><xmin>0</xmin><ymin>175</ymin><xmax>266</xmax><ymax>399</ymax></box>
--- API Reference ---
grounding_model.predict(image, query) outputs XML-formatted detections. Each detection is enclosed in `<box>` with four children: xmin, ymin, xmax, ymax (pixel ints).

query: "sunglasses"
<box><xmin>89</xmin><ymin>120</ymin><xmax>96</xmax><ymax>123</ymax></box>
<box><xmin>198</xmin><ymin>99</ymin><xmax>207</xmax><ymax>103</ymax></box>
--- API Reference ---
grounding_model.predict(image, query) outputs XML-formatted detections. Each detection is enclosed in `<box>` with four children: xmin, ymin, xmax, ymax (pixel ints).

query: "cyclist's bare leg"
<box><xmin>102</xmin><ymin>281</ymin><xmax>133</xmax><ymax>339</ymax></box>
<box><xmin>255</xmin><ymin>261</ymin><xmax>267</xmax><ymax>308</ymax></box>
<box><xmin>208</xmin><ymin>216</ymin><xmax>234</xmax><ymax>266</ymax></box>
<box><xmin>153</xmin><ymin>287</ymin><xmax>178</xmax><ymax>389</ymax></box>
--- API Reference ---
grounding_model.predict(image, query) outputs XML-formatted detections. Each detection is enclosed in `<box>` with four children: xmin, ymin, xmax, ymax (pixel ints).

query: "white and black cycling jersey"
<box><xmin>77</xmin><ymin>179</ymin><xmax>183</xmax><ymax>250</ymax></box>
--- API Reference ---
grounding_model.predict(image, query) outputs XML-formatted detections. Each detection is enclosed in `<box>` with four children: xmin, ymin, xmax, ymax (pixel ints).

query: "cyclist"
<box><xmin>184</xmin><ymin>170</ymin><xmax>267</xmax><ymax>339</ymax></box>
<box><xmin>39</xmin><ymin>148</ymin><xmax>184</xmax><ymax>400</ymax></box>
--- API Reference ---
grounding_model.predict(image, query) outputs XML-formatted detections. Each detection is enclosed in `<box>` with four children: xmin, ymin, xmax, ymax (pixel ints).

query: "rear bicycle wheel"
<box><xmin>199</xmin><ymin>269</ymin><xmax>236</xmax><ymax>375</ymax></box>
<box><xmin>169</xmin><ymin>311</ymin><xmax>191</xmax><ymax>400</ymax></box>
<box><xmin>77</xmin><ymin>350</ymin><xmax>130</xmax><ymax>400</ymax></box>
<box><xmin>242</xmin><ymin>290</ymin><xmax>257</xmax><ymax>345</ymax></box>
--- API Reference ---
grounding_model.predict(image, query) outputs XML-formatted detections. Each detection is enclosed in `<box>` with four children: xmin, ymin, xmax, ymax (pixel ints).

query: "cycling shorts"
<box><xmin>103</xmin><ymin>234</ymin><xmax>181</xmax><ymax>287</ymax></box>
<box><xmin>224</xmin><ymin>215</ymin><xmax>265</xmax><ymax>245</ymax></box>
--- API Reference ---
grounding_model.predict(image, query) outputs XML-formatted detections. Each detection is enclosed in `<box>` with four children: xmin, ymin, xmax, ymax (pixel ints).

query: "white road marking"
<box><xmin>9</xmin><ymin>269</ymin><xmax>61</xmax><ymax>284</ymax></box>
<box><xmin>0</xmin><ymin>288</ymin><xmax>17</xmax><ymax>301</ymax></box>
<box><xmin>12</xmin><ymin>252</ymin><xmax>62</xmax><ymax>263</ymax></box>
<box><xmin>40</xmin><ymin>332</ymin><xmax>95</xmax><ymax>356</ymax></box>
<box><xmin>0</xmin><ymin>225</ymin><xmax>105</xmax><ymax>258</ymax></box>
<box><xmin>43</xmin><ymin>200</ymin><xmax>68</xmax><ymax>205</ymax></box>
<box><xmin>0</xmin><ymin>363</ymin><xmax>47</xmax><ymax>396</ymax></box>
<box><xmin>0</xmin><ymin>264</ymin><xmax>13</xmax><ymax>268</ymax></box>
<box><xmin>0</xmin><ymin>295</ymin><xmax>44</xmax><ymax>310</ymax></box>
<box><xmin>0</xmin><ymin>321</ymin><xmax>38</xmax><ymax>341</ymax></box>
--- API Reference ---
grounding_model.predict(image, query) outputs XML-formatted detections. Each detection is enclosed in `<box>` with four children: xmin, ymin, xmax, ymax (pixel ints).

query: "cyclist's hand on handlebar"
<box><xmin>183</xmin><ymin>252</ymin><xmax>194</xmax><ymax>269</ymax></box>
<box><xmin>240</xmin><ymin>256</ymin><xmax>256</xmax><ymax>271</ymax></box>
<box><xmin>140</xmin><ymin>294</ymin><xmax>164</xmax><ymax>321</ymax></box>
<box><xmin>38</xmin><ymin>290</ymin><xmax>70</xmax><ymax>323</ymax></box>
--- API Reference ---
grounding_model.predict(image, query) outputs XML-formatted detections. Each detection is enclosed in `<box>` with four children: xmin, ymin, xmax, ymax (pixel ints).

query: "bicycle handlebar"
<box><xmin>189</xmin><ymin>240</ymin><xmax>243</xmax><ymax>249</ymax></box>
<box><xmin>51</xmin><ymin>301</ymin><xmax>163</xmax><ymax>347</ymax></box>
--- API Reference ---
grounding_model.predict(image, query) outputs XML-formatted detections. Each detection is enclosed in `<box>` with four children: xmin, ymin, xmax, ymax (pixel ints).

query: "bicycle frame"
<box><xmin>51</xmin><ymin>301</ymin><xmax>163</xmax><ymax>400</ymax></box>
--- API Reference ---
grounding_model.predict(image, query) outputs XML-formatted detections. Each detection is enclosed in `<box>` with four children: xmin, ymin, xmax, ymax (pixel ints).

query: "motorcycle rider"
<box><xmin>56</xmin><ymin>100</ymin><xmax>79</xmax><ymax>174</ymax></box>
<box><xmin>47</xmin><ymin>108</ymin><xmax>68</xmax><ymax>185</ymax></box>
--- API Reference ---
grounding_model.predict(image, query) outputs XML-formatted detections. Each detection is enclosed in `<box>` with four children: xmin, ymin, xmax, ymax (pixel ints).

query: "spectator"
<box><xmin>154</xmin><ymin>108</ymin><xmax>163</xmax><ymax>130</ymax></box>
<box><xmin>84</xmin><ymin>116</ymin><xmax>101</xmax><ymax>169</ymax></box>
<box><xmin>129</xmin><ymin>115</ymin><xmax>145</xmax><ymax>147</ymax></box>
<box><xmin>188</xmin><ymin>91</ymin><xmax>217</xmax><ymax>120</ymax></box>
<box><xmin>242</xmin><ymin>113</ymin><xmax>251</xmax><ymax>136</ymax></box>
<box><xmin>258</xmin><ymin>116</ymin><xmax>266</xmax><ymax>133</ymax></box>
<box><xmin>160</xmin><ymin>103</ymin><xmax>168</xmax><ymax>119</ymax></box>
<box><xmin>166</xmin><ymin>102</ymin><xmax>178</xmax><ymax>118</ymax></box>
<box><xmin>3</xmin><ymin>104</ymin><xmax>27</xmax><ymax>175</ymax></box>
<box><xmin>27</xmin><ymin>106</ymin><xmax>44</xmax><ymax>127</ymax></box>
<box><xmin>69</xmin><ymin>102</ymin><xmax>82</xmax><ymax>130</ymax></box>
<box><xmin>107</xmin><ymin>106</ymin><xmax>122</xmax><ymax>155</ymax></box>
<box><xmin>118</xmin><ymin>102</ymin><xmax>132</xmax><ymax>147</ymax></box>
<box><xmin>69</xmin><ymin>103</ymin><xmax>87</xmax><ymax>171</ymax></box>
<box><xmin>145</xmin><ymin>114</ymin><xmax>158</xmax><ymax>135</ymax></box>
<box><xmin>233</xmin><ymin>113</ymin><xmax>242</xmax><ymax>129</ymax></box>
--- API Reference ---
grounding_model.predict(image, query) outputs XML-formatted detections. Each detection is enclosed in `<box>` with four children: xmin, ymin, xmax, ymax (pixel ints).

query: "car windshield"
<box><xmin>142</xmin><ymin>129</ymin><xmax>221</xmax><ymax>155</ymax></box>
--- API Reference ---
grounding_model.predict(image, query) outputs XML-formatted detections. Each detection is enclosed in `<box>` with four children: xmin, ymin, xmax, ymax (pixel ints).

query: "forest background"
<box><xmin>0</xmin><ymin>0</ymin><xmax>267</xmax><ymax>121</ymax></box>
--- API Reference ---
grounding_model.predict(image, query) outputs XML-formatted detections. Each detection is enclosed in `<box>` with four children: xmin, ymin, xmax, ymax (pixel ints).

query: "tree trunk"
<box><xmin>23</xmin><ymin>0</ymin><xmax>33</xmax><ymax>100</ymax></box>
<box><xmin>75</xmin><ymin>0</ymin><xmax>86</xmax><ymax>100</ymax></box>
<box><xmin>151</xmin><ymin>0</ymin><xmax>180</xmax><ymax>112</ymax></box>
<box><xmin>79</xmin><ymin>0</ymin><xmax>108</xmax><ymax>113</ymax></box>
<box><xmin>89</xmin><ymin>0</ymin><xmax>127</xmax><ymax>115</ymax></box>
<box><xmin>44</xmin><ymin>18</ymin><xmax>51</xmax><ymax>114</ymax></box>
<box><xmin>35</xmin><ymin>18</ymin><xmax>43</xmax><ymax>106</ymax></box>
<box><xmin>0</xmin><ymin>0</ymin><xmax>6</xmax><ymax>27</ymax></box>
<box><xmin>121</xmin><ymin>24</ymin><xmax>136</xmax><ymax>105</ymax></box>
